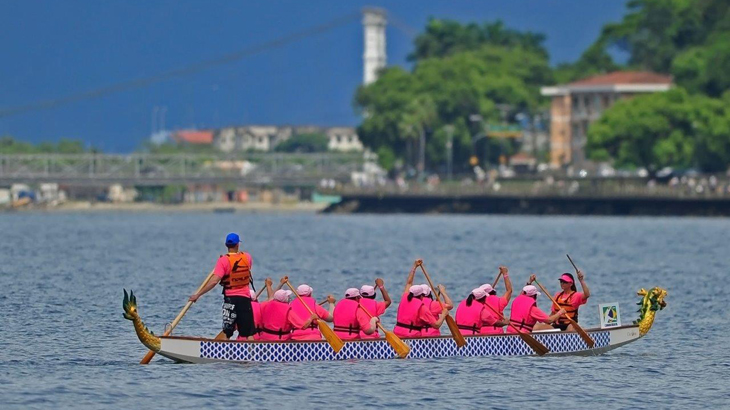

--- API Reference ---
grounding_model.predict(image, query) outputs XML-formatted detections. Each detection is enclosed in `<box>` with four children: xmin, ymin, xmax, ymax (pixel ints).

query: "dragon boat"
<box><xmin>123</xmin><ymin>287</ymin><xmax>667</xmax><ymax>364</ymax></box>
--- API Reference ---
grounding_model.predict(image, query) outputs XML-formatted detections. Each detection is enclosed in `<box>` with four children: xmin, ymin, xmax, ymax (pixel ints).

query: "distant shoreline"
<box><xmin>5</xmin><ymin>201</ymin><xmax>328</xmax><ymax>213</ymax></box>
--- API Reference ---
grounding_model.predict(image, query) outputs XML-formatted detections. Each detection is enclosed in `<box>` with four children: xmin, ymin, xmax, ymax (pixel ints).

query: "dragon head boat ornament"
<box><xmin>123</xmin><ymin>289</ymin><xmax>160</xmax><ymax>352</ymax></box>
<box><xmin>634</xmin><ymin>286</ymin><xmax>668</xmax><ymax>336</ymax></box>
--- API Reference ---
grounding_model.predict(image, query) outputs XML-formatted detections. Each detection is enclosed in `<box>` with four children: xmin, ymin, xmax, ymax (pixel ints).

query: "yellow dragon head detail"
<box><xmin>634</xmin><ymin>287</ymin><xmax>667</xmax><ymax>336</ymax></box>
<box><xmin>123</xmin><ymin>289</ymin><xmax>161</xmax><ymax>352</ymax></box>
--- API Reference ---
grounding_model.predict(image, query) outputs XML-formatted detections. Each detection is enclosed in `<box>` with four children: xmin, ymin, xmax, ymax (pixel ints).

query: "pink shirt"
<box><xmin>214</xmin><ymin>252</ymin><xmax>253</xmax><ymax>297</ymax></box>
<box><xmin>422</xmin><ymin>298</ymin><xmax>443</xmax><ymax>336</ymax></box>
<box><xmin>529</xmin><ymin>305</ymin><xmax>550</xmax><ymax>323</ymax></box>
<box><xmin>359</xmin><ymin>299</ymin><xmax>387</xmax><ymax>339</ymax></box>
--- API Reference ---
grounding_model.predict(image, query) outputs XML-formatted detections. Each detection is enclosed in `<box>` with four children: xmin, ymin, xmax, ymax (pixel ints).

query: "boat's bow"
<box><xmin>123</xmin><ymin>289</ymin><xmax>161</xmax><ymax>352</ymax></box>
<box><xmin>634</xmin><ymin>286</ymin><xmax>668</xmax><ymax>336</ymax></box>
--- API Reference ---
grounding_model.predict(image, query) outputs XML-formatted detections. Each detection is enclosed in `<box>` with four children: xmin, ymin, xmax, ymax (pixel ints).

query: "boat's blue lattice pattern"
<box><xmin>199</xmin><ymin>331</ymin><xmax>610</xmax><ymax>362</ymax></box>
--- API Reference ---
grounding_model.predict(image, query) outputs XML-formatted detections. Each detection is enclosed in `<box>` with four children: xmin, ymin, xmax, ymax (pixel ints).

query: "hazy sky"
<box><xmin>0</xmin><ymin>0</ymin><xmax>628</xmax><ymax>152</ymax></box>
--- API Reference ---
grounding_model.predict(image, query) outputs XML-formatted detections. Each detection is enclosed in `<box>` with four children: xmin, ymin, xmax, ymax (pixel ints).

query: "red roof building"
<box><xmin>541</xmin><ymin>71</ymin><xmax>673</xmax><ymax>167</ymax></box>
<box><xmin>172</xmin><ymin>130</ymin><xmax>214</xmax><ymax>145</ymax></box>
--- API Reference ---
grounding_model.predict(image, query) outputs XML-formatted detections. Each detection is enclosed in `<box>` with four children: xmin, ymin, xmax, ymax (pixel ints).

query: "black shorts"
<box><xmin>552</xmin><ymin>322</ymin><xmax>569</xmax><ymax>331</ymax></box>
<box><xmin>222</xmin><ymin>296</ymin><xmax>255</xmax><ymax>338</ymax></box>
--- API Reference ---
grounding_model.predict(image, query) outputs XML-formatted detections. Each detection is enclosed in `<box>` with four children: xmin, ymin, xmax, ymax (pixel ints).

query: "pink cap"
<box><xmin>409</xmin><ymin>285</ymin><xmax>424</xmax><ymax>296</ymax></box>
<box><xmin>249</xmin><ymin>288</ymin><xmax>258</xmax><ymax>301</ymax></box>
<box><xmin>523</xmin><ymin>285</ymin><xmax>540</xmax><ymax>297</ymax></box>
<box><xmin>297</xmin><ymin>284</ymin><xmax>313</xmax><ymax>296</ymax></box>
<box><xmin>480</xmin><ymin>284</ymin><xmax>494</xmax><ymax>294</ymax></box>
<box><xmin>360</xmin><ymin>285</ymin><xmax>376</xmax><ymax>297</ymax></box>
<box><xmin>420</xmin><ymin>284</ymin><xmax>432</xmax><ymax>296</ymax></box>
<box><xmin>345</xmin><ymin>288</ymin><xmax>361</xmax><ymax>298</ymax></box>
<box><xmin>559</xmin><ymin>274</ymin><xmax>574</xmax><ymax>283</ymax></box>
<box><xmin>471</xmin><ymin>288</ymin><xmax>487</xmax><ymax>299</ymax></box>
<box><xmin>274</xmin><ymin>289</ymin><xmax>292</xmax><ymax>302</ymax></box>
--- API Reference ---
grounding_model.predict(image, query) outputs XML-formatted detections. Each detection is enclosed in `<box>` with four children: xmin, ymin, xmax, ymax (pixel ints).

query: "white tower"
<box><xmin>362</xmin><ymin>8</ymin><xmax>387</xmax><ymax>85</ymax></box>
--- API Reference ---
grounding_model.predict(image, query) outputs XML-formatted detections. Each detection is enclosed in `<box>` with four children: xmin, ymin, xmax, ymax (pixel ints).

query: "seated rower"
<box><xmin>480</xmin><ymin>266</ymin><xmax>513</xmax><ymax>334</ymax></box>
<box><xmin>358</xmin><ymin>278</ymin><xmax>392</xmax><ymax>339</ymax></box>
<box><xmin>508</xmin><ymin>285</ymin><xmax>565</xmax><ymax>333</ymax></box>
<box><xmin>532</xmin><ymin>271</ymin><xmax>590</xmax><ymax>331</ymax></box>
<box><xmin>393</xmin><ymin>283</ymin><xmax>447</xmax><ymax>338</ymax></box>
<box><xmin>420</xmin><ymin>283</ymin><xmax>453</xmax><ymax>337</ymax></box>
<box><xmin>290</xmin><ymin>283</ymin><xmax>335</xmax><ymax>341</ymax></box>
<box><xmin>455</xmin><ymin>288</ymin><xmax>508</xmax><ymax>336</ymax></box>
<box><xmin>258</xmin><ymin>283</ymin><xmax>317</xmax><ymax>341</ymax></box>
<box><xmin>332</xmin><ymin>288</ymin><xmax>379</xmax><ymax>340</ymax></box>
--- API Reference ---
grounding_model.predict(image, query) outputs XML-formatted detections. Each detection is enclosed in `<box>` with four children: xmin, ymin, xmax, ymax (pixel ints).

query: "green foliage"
<box><xmin>141</xmin><ymin>141</ymin><xmax>218</xmax><ymax>155</ymax></box>
<box><xmin>587</xmin><ymin>88</ymin><xmax>730</xmax><ymax>171</ymax></box>
<box><xmin>0</xmin><ymin>136</ymin><xmax>93</xmax><ymax>154</ymax></box>
<box><xmin>274</xmin><ymin>133</ymin><xmax>329</xmax><ymax>153</ymax></box>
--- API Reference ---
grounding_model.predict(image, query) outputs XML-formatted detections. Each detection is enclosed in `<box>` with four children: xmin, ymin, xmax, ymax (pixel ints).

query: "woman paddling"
<box><xmin>393</xmin><ymin>284</ymin><xmax>448</xmax><ymax>337</ymax></box>
<box><xmin>420</xmin><ymin>283</ymin><xmax>453</xmax><ymax>337</ymax></box>
<box><xmin>533</xmin><ymin>271</ymin><xmax>590</xmax><ymax>331</ymax></box>
<box><xmin>332</xmin><ymin>288</ymin><xmax>379</xmax><ymax>340</ymax></box>
<box><xmin>358</xmin><ymin>278</ymin><xmax>392</xmax><ymax>339</ymax></box>
<box><xmin>480</xmin><ymin>266</ymin><xmax>513</xmax><ymax>334</ymax></box>
<box><xmin>258</xmin><ymin>279</ymin><xmax>317</xmax><ymax>341</ymax></box>
<box><xmin>509</xmin><ymin>284</ymin><xmax>565</xmax><ymax>333</ymax></box>
<box><xmin>455</xmin><ymin>288</ymin><xmax>508</xmax><ymax>336</ymax></box>
<box><xmin>290</xmin><ymin>283</ymin><xmax>335</xmax><ymax>341</ymax></box>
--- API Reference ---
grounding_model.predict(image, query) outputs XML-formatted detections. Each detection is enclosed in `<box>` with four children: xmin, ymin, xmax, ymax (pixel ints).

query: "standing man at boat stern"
<box><xmin>188</xmin><ymin>233</ymin><xmax>256</xmax><ymax>340</ymax></box>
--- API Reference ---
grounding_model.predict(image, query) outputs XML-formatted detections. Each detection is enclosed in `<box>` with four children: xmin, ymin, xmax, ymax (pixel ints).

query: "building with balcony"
<box><xmin>213</xmin><ymin>125</ymin><xmax>362</xmax><ymax>153</ymax></box>
<box><xmin>541</xmin><ymin>71</ymin><xmax>672</xmax><ymax>167</ymax></box>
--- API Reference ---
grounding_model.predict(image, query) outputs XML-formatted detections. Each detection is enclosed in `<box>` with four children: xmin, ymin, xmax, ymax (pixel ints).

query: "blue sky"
<box><xmin>0</xmin><ymin>0</ymin><xmax>628</xmax><ymax>152</ymax></box>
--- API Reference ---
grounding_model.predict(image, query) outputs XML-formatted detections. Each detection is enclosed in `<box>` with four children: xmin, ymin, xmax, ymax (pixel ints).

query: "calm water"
<box><xmin>0</xmin><ymin>212</ymin><xmax>728</xmax><ymax>409</ymax></box>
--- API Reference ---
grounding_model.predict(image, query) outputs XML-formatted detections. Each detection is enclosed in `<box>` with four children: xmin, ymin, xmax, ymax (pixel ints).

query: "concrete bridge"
<box><xmin>0</xmin><ymin>153</ymin><xmax>363</xmax><ymax>187</ymax></box>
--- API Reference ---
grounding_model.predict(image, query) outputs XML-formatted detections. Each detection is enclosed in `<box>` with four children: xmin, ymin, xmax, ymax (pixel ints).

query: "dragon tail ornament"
<box><xmin>634</xmin><ymin>287</ymin><xmax>668</xmax><ymax>336</ymax></box>
<box><xmin>123</xmin><ymin>289</ymin><xmax>161</xmax><ymax>352</ymax></box>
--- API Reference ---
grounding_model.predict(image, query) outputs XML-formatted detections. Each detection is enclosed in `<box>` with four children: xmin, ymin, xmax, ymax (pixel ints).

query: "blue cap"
<box><xmin>225</xmin><ymin>233</ymin><xmax>240</xmax><ymax>247</ymax></box>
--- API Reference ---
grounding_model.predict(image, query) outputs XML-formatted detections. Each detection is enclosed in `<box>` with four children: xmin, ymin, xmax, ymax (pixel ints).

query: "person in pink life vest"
<box><xmin>358</xmin><ymin>278</ymin><xmax>392</xmax><ymax>339</ymax></box>
<box><xmin>258</xmin><ymin>283</ymin><xmax>317</xmax><ymax>341</ymax></box>
<box><xmin>455</xmin><ymin>288</ymin><xmax>509</xmax><ymax>336</ymax></box>
<box><xmin>393</xmin><ymin>284</ymin><xmax>448</xmax><ymax>337</ymax></box>
<box><xmin>531</xmin><ymin>271</ymin><xmax>591</xmax><ymax>331</ymax></box>
<box><xmin>480</xmin><ymin>265</ymin><xmax>513</xmax><ymax>334</ymax></box>
<box><xmin>508</xmin><ymin>284</ymin><xmax>565</xmax><ymax>333</ymax></box>
<box><xmin>332</xmin><ymin>288</ymin><xmax>378</xmax><ymax>340</ymax></box>
<box><xmin>250</xmin><ymin>284</ymin><xmax>263</xmax><ymax>340</ymax></box>
<box><xmin>420</xmin><ymin>283</ymin><xmax>454</xmax><ymax>337</ymax></box>
<box><xmin>290</xmin><ymin>283</ymin><xmax>336</xmax><ymax>341</ymax></box>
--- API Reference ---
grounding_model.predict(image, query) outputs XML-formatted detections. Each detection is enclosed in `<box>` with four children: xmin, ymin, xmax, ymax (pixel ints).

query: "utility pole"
<box><xmin>444</xmin><ymin>125</ymin><xmax>454</xmax><ymax>181</ymax></box>
<box><xmin>418</xmin><ymin>128</ymin><xmax>425</xmax><ymax>182</ymax></box>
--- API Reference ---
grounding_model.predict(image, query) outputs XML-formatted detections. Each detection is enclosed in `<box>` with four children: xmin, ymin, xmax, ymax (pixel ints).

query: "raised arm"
<box><xmin>275</xmin><ymin>275</ymin><xmax>288</xmax><ymax>291</ymax></box>
<box><xmin>376</xmin><ymin>278</ymin><xmax>392</xmax><ymax>308</ymax></box>
<box><xmin>264</xmin><ymin>277</ymin><xmax>274</xmax><ymax>301</ymax></box>
<box><xmin>437</xmin><ymin>284</ymin><xmax>454</xmax><ymax>310</ymax></box>
<box><xmin>500</xmin><ymin>266</ymin><xmax>513</xmax><ymax>301</ymax></box>
<box><xmin>577</xmin><ymin>270</ymin><xmax>590</xmax><ymax>299</ymax></box>
<box><xmin>403</xmin><ymin>259</ymin><xmax>421</xmax><ymax>294</ymax></box>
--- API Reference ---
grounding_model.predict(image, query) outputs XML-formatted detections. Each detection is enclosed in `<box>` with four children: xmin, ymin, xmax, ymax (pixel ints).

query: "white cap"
<box><xmin>297</xmin><ymin>284</ymin><xmax>313</xmax><ymax>296</ymax></box>
<box><xmin>274</xmin><ymin>289</ymin><xmax>292</xmax><ymax>302</ymax></box>
<box><xmin>409</xmin><ymin>285</ymin><xmax>424</xmax><ymax>297</ymax></box>
<box><xmin>420</xmin><ymin>284</ymin><xmax>431</xmax><ymax>296</ymax></box>
<box><xmin>345</xmin><ymin>288</ymin><xmax>361</xmax><ymax>298</ymax></box>
<box><xmin>360</xmin><ymin>285</ymin><xmax>376</xmax><ymax>297</ymax></box>
<box><xmin>480</xmin><ymin>284</ymin><xmax>494</xmax><ymax>294</ymax></box>
<box><xmin>523</xmin><ymin>285</ymin><xmax>540</xmax><ymax>297</ymax></box>
<box><xmin>471</xmin><ymin>288</ymin><xmax>487</xmax><ymax>299</ymax></box>
<box><xmin>249</xmin><ymin>288</ymin><xmax>258</xmax><ymax>301</ymax></box>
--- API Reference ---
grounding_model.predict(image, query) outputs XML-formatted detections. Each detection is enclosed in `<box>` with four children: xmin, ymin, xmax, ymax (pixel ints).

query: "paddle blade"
<box><xmin>318</xmin><ymin>321</ymin><xmax>345</xmax><ymax>353</ymax></box>
<box><xmin>445</xmin><ymin>315</ymin><xmax>467</xmax><ymax>348</ymax></box>
<box><xmin>518</xmin><ymin>332</ymin><xmax>550</xmax><ymax>356</ymax></box>
<box><xmin>384</xmin><ymin>330</ymin><xmax>410</xmax><ymax>358</ymax></box>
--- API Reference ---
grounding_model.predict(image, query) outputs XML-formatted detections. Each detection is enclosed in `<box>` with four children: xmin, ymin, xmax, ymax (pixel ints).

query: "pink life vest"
<box><xmin>509</xmin><ymin>294</ymin><xmax>538</xmax><ymax>332</ymax></box>
<box><xmin>290</xmin><ymin>296</ymin><xmax>321</xmax><ymax>340</ymax></box>
<box><xmin>455</xmin><ymin>298</ymin><xmax>485</xmax><ymax>336</ymax></box>
<box><xmin>251</xmin><ymin>300</ymin><xmax>262</xmax><ymax>340</ymax></box>
<box><xmin>332</xmin><ymin>298</ymin><xmax>361</xmax><ymax>340</ymax></box>
<box><xmin>421</xmin><ymin>297</ymin><xmax>441</xmax><ymax>336</ymax></box>
<box><xmin>259</xmin><ymin>300</ymin><xmax>292</xmax><ymax>341</ymax></box>
<box><xmin>481</xmin><ymin>295</ymin><xmax>505</xmax><ymax>334</ymax></box>
<box><xmin>393</xmin><ymin>293</ymin><xmax>425</xmax><ymax>337</ymax></box>
<box><xmin>359</xmin><ymin>298</ymin><xmax>381</xmax><ymax>339</ymax></box>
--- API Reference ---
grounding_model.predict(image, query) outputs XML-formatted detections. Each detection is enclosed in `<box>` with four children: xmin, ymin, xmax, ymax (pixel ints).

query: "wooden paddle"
<box><xmin>358</xmin><ymin>303</ymin><xmax>410</xmax><ymax>358</ymax></box>
<box><xmin>285</xmin><ymin>281</ymin><xmax>344</xmax><ymax>353</ymax></box>
<box><xmin>140</xmin><ymin>269</ymin><xmax>216</xmax><ymax>364</ymax></box>
<box><xmin>533</xmin><ymin>279</ymin><xmax>595</xmax><ymax>348</ymax></box>
<box><xmin>491</xmin><ymin>270</ymin><xmax>502</xmax><ymax>288</ymax></box>
<box><xmin>481</xmin><ymin>299</ymin><xmax>550</xmax><ymax>356</ymax></box>
<box><xmin>417</xmin><ymin>261</ymin><xmax>467</xmax><ymax>348</ymax></box>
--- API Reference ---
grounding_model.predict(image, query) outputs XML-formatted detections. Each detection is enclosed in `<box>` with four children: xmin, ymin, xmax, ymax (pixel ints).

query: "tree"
<box><xmin>587</xmin><ymin>88</ymin><xmax>730</xmax><ymax>171</ymax></box>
